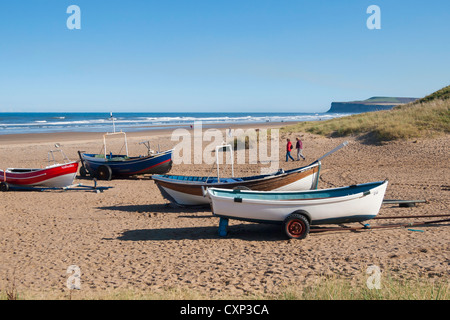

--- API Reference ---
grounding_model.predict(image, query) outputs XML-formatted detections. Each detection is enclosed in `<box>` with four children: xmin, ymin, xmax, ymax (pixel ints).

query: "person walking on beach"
<box><xmin>286</xmin><ymin>138</ymin><xmax>295</xmax><ymax>162</ymax></box>
<box><xmin>296</xmin><ymin>137</ymin><xmax>306</xmax><ymax>161</ymax></box>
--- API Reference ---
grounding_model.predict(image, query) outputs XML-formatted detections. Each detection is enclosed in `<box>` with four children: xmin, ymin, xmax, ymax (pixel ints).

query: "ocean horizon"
<box><xmin>0</xmin><ymin>112</ymin><xmax>352</xmax><ymax>135</ymax></box>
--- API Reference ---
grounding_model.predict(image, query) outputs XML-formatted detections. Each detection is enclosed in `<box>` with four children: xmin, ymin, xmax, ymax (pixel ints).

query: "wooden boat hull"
<box><xmin>1</xmin><ymin>161</ymin><xmax>79</xmax><ymax>188</ymax></box>
<box><xmin>152</xmin><ymin>161</ymin><xmax>321</xmax><ymax>206</ymax></box>
<box><xmin>81</xmin><ymin>150</ymin><xmax>173</xmax><ymax>177</ymax></box>
<box><xmin>207</xmin><ymin>180</ymin><xmax>388</xmax><ymax>225</ymax></box>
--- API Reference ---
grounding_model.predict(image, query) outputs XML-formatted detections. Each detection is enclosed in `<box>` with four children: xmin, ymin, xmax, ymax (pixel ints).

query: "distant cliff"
<box><xmin>327</xmin><ymin>97</ymin><xmax>418</xmax><ymax>113</ymax></box>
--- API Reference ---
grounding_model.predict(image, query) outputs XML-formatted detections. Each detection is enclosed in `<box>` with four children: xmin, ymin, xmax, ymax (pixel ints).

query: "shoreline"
<box><xmin>0</xmin><ymin>121</ymin><xmax>288</xmax><ymax>145</ymax></box>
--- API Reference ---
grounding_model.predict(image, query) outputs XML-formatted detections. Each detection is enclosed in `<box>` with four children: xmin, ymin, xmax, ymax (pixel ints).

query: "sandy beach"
<box><xmin>0</xmin><ymin>123</ymin><xmax>449</xmax><ymax>299</ymax></box>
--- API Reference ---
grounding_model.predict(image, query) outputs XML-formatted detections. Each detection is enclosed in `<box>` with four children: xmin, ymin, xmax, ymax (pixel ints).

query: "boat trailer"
<box><xmin>0</xmin><ymin>178</ymin><xmax>111</xmax><ymax>193</ymax></box>
<box><xmin>216</xmin><ymin>198</ymin><xmax>450</xmax><ymax>238</ymax></box>
<box><xmin>382</xmin><ymin>199</ymin><xmax>427</xmax><ymax>207</ymax></box>
<box><xmin>309</xmin><ymin>215</ymin><xmax>450</xmax><ymax>234</ymax></box>
<box><xmin>309</xmin><ymin>198</ymin><xmax>449</xmax><ymax>234</ymax></box>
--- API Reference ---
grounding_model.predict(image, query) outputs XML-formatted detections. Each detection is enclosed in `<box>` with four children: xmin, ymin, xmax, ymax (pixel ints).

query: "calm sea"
<box><xmin>0</xmin><ymin>112</ymin><xmax>350</xmax><ymax>135</ymax></box>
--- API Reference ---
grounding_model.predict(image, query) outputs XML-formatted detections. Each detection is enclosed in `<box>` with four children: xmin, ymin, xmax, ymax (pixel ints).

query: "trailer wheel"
<box><xmin>284</xmin><ymin>213</ymin><xmax>310</xmax><ymax>240</ymax></box>
<box><xmin>79</xmin><ymin>166</ymin><xmax>88</xmax><ymax>177</ymax></box>
<box><xmin>96</xmin><ymin>165</ymin><xmax>112</xmax><ymax>181</ymax></box>
<box><xmin>0</xmin><ymin>182</ymin><xmax>10</xmax><ymax>192</ymax></box>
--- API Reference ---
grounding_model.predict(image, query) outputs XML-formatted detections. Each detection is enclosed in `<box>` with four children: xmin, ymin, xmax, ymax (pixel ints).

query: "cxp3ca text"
<box><xmin>224</xmin><ymin>304</ymin><xmax>269</xmax><ymax>315</ymax></box>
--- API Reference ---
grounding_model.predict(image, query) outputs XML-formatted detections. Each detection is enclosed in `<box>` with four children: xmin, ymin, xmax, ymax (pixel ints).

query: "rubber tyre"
<box><xmin>0</xmin><ymin>182</ymin><xmax>10</xmax><ymax>192</ymax></box>
<box><xmin>284</xmin><ymin>213</ymin><xmax>310</xmax><ymax>240</ymax></box>
<box><xmin>96</xmin><ymin>165</ymin><xmax>112</xmax><ymax>181</ymax></box>
<box><xmin>79</xmin><ymin>166</ymin><xmax>88</xmax><ymax>177</ymax></box>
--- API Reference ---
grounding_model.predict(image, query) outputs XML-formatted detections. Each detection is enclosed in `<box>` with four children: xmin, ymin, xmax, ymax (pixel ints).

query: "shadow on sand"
<box><xmin>113</xmin><ymin>223</ymin><xmax>287</xmax><ymax>242</ymax></box>
<box><xmin>97</xmin><ymin>203</ymin><xmax>211</xmax><ymax>215</ymax></box>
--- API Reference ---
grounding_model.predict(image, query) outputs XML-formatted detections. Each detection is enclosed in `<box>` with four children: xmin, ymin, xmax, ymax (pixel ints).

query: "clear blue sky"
<box><xmin>0</xmin><ymin>0</ymin><xmax>449</xmax><ymax>112</ymax></box>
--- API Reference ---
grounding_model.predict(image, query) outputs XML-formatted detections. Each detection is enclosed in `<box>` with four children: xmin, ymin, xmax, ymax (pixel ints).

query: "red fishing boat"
<box><xmin>0</xmin><ymin>147</ymin><xmax>79</xmax><ymax>191</ymax></box>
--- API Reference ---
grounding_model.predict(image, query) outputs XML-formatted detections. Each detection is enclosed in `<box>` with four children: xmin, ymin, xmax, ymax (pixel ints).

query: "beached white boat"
<box><xmin>207</xmin><ymin>180</ymin><xmax>388</xmax><ymax>239</ymax></box>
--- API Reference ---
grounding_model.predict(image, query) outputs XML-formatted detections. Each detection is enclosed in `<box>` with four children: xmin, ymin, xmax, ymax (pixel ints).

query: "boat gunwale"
<box><xmin>2</xmin><ymin>161</ymin><xmax>79</xmax><ymax>177</ymax></box>
<box><xmin>81</xmin><ymin>149</ymin><xmax>173</xmax><ymax>164</ymax></box>
<box><xmin>152</xmin><ymin>161</ymin><xmax>320</xmax><ymax>186</ymax></box>
<box><xmin>207</xmin><ymin>180</ymin><xmax>387</xmax><ymax>205</ymax></box>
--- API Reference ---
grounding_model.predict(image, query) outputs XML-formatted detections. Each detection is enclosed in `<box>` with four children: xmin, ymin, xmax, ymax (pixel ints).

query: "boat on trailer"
<box><xmin>152</xmin><ymin>142</ymin><xmax>348</xmax><ymax>206</ymax></box>
<box><xmin>0</xmin><ymin>147</ymin><xmax>79</xmax><ymax>191</ymax></box>
<box><xmin>79</xmin><ymin>131</ymin><xmax>173</xmax><ymax>180</ymax></box>
<box><xmin>206</xmin><ymin>180</ymin><xmax>388</xmax><ymax>239</ymax></box>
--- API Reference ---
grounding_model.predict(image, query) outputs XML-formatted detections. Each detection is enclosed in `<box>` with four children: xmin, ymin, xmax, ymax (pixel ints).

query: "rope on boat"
<box><xmin>205</xmin><ymin>161</ymin><xmax>218</xmax><ymax>183</ymax></box>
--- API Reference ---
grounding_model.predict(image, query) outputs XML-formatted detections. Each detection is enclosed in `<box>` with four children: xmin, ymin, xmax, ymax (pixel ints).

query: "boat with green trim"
<box><xmin>207</xmin><ymin>180</ymin><xmax>388</xmax><ymax>239</ymax></box>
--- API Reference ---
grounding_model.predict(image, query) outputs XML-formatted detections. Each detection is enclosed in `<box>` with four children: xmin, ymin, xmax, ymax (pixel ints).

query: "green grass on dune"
<box><xmin>282</xmin><ymin>86</ymin><xmax>450</xmax><ymax>143</ymax></box>
<box><xmin>414</xmin><ymin>85</ymin><xmax>450</xmax><ymax>103</ymax></box>
<box><xmin>2</xmin><ymin>273</ymin><xmax>448</xmax><ymax>300</ymax></box>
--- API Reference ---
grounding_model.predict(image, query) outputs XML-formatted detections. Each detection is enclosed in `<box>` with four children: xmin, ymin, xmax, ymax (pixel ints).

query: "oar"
<box><xmin>316</xmin><ymin>141</ymin><xmax>349</xmax><ymax>162</ymax></box>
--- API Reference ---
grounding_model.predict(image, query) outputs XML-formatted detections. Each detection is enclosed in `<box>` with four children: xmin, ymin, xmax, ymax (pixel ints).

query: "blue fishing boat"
<box><xmin>79</xmin><ymin>131</ymin><xmax>172</xmax><ymax>180</ymax></box>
